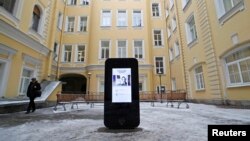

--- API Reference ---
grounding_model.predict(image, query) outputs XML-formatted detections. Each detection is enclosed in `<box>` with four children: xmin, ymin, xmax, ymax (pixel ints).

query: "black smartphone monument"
<box><xmin>104</xmin><ymin>58</ymin><xmax>140</xmax><ymax>129</ymax></box>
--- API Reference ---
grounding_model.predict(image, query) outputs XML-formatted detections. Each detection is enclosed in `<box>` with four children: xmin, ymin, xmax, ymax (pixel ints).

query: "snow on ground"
<box><xmin>0</xmin><ymin>102</ymin><xmax>250</xmax><ymax>141</ymax></box>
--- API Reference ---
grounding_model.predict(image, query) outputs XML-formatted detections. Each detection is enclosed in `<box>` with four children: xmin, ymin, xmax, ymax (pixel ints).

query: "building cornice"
<box><xmin>0</xmin><ymin>19</ymin><xmax>50</xmax><ymax>56</ymax></box>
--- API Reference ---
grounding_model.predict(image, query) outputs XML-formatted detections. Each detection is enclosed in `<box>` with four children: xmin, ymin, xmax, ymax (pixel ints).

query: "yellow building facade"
<box><xmin>0</xmin><ymin>0</ymin><xmax>249</xmax><ymax>106</ymax></box>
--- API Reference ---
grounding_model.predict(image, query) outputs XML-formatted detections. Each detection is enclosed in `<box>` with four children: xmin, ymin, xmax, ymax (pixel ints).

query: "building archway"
<box><xmin>59</xmin><ymin>74</ymin><xmax>87</xmax><ymax>94</ymax></box>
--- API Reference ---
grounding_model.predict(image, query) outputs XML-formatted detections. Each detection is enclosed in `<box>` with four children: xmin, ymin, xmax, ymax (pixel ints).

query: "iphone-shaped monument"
<box><xmin>104</xmin><ymin>58</ymin><xmax>140</xmax><ymax>129</ymax></box>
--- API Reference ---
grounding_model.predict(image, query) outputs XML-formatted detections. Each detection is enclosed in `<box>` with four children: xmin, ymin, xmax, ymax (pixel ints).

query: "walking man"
<box><xmin>26</xmin><ymin>78</ymin><xmax>41</xmax><ymax>114</ymax></box>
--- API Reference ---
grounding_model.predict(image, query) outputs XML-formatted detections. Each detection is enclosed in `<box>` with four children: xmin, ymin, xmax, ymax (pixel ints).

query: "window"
<box><xmin>62</xmin><ymin>45</ymin><xmax>72</xmax><ymax>62</ymax></box>
<box><xmin>174</xmin><ymin>41</ymin><xmax>180</xmax><ymax>57</ymax></box>
<box><xmin>32</xmin><ymin>5</ymin><xmax>41</xmax><ymax>32</ymax></box>
<box><xmin>67</xmin><ymin>0</ymin><xmax>77</xmax><ymax>5</ymax></box>
<box><xmin>19</xmin><ymin>69</ymin><xmax>33</xmax><ymax>95</ymax></box>
<box><xmin>172</xmin><ymin>78</ymin><xmax>176</xmax><ymax>91</ymax></box>
<box><xmin>157</xmin><ymin>86</ymin><xmax>165</xmax><ymax>94</ymax></box>
<box><xmin>0</xmin><ymin>0</ymin><xmax>16</xmax><ymax>14</ymax></box>
<box><xmin>100</xmin><ymin>40</ymin><xmax>110</xmax><ymax>59</ymax></box>
<box><xmin>76</xmin><ymin>45</ymin><xmax>85</xmax><ymax>62</ymax></box>
<box><xmin>134</xmin><ymin>40</ymin><xmax>143</xmax><ymax>59</ymax></box>
<box><xmin>117</xmin><ymin>40</ymin><xmax>127</xmax><ymax>58</ymax></box>
<box><xmin>153</xmin><ymin>30</ymin><xmax>163</xmax><ymax>46</ymax></box>
<box><xmin>223</xmin><ymin>0</ymin><xmax>242</xmax><ymax>13</ymax></box>
<box><xmin>133</xmin><ymin>10</ymin><xmax>142</xmax><ymax>27</ymax></box>
<box><xmin>117</xmin><ymin>10</ymin><xmax>127</xmax><ymax>27</ymax></box>
<box><xmin>78</xmin><ymin>16</ymin><xmax>87</xmax><ymax>32</ymax></box>
<box><xmin>101</xmin><ymin>10</ymin><xmax>111</xmax><ymax>27</ymax></box>
<box><xmin>165</xmin><ymin>8</ymin><xmax>169</xmax><ymax>18</ymax></box>
<box><xmin>214</xmin><ymin>0</ymin><xmax>244</xmax><ymax>23</ymax></box>
<box><xmin>169</xmin><ymin>0</ymin><xmax>174</xmax><ymax>9</ymax></box>
<box><xmin>66</xmin><ymin>17</ymin><xmax>75</xmax><ymax>32</ymax></box>
<box><xmin>225</xmin><ymin>47</ymin><xmax>250</xmax><ymax>86</ymax></box>
<box><xmin>57</xmin><ymin>12</ymin><xmax>63</xmax><ymax>30</ymax></box>
<box><xmin>167</xmin><ymin>26</ymin><xmax>171</xmax><ymax>38</ymax></box>
<box><xmin>152</xmin><ymin>3</ymin><xmax>160</xmax><ymax>17</ymax></box>
<box><xmin>53</xmin><ymin>42</ymin><xmax>59</xmax><ymax>61</ymax></box>
<box><xmin>80</xmin><ymin>0</ymin><xmax>89</xmax><ymax>5</ymax></box>
<box><xmin>172</xmin><ymin>16</ymin><xmax>177</xmax><ymax>31</ymax></box>
<box><xmin>185</xmin><ymin>15</ymin><xmax>197</xmax><ymax>45</ymax></box>
<box><xmin>155</xmin><ymin>57</ymin><xmax>164</xmax><ymax>74</ymax></box>
<box><xmin>182</xmin><ymin>0</ymin><xmax>190</xmax><ymax>9</ymax></box>
<box><xmin>194</xmin><ymin>66</ymin><xmax>205</xmax><ymax>90</ymax></box>
<box><xmin>139</xmin><ymin>82</ymin><xmax>143</xmax><ymax>92</ymax></box>
<box><xmin>169</xmin><ymin>48</ymin><xmax>174</xmax><ymax>61</ymax></box>
<box><xmin>99</xmin><ymin>81</ymin><xmax>104</xmax><ymax>92</ymax></box>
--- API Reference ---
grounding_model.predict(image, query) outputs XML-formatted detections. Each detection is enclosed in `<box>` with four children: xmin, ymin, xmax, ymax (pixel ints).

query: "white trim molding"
<box><xmin>0</xmin><ymin>19</ymin><xmax>50</xmax><ymax>56</ymax></box>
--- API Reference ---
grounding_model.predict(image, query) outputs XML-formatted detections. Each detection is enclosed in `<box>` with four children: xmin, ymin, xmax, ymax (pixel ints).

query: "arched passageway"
<box><xmin>59</xmin><ymin>74</ymin><xmax>87</xmax><ymax>94</ymax></box>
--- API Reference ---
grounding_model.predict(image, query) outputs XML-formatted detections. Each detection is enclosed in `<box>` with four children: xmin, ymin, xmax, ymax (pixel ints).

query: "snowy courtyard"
<box><xmin>0</xmin><ymin>102</ymin><xmax>250</xmax><ymax>141</ymax></box>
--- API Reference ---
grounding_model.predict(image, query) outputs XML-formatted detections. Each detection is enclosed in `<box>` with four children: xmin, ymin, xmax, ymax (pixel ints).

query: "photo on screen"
<box><xmin>112</xmin><ymin>68</ymin><xmax>132</xmax><ymax>103</ymax></box>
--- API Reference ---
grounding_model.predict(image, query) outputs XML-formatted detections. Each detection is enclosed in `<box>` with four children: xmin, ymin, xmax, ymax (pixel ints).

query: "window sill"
<box><xmin>0</xmin><ymin>8</ymin><xmax>19</xmax><ymax>27</ymax></box>
<box><xmin>132</xmin><ymin>26</ymin><xmax>143</xmax><ymax>29</ymax></box>
<box><xmin>219</xmin><ymin>1</ymin><xmax>245</xmax><ymax>25</ymax></box>
<box><xmin>195</xmin><ymin>89</ymin><xmax>205</xmax><ymax>92</ymax></box>
<box><xmin>28</xmin><ymin>29</ymin><xmax>44</xmax><ymax>43</ymax></box>
<box><xmin>227</xmin><ymin>83</ymin><xmax>250</xmax><ymax>88</ymax></box>
<box><xmin>100</xmin><ymin>26</ymin><xmax>111</xmax><ymax>29</ymax></box>
<box><xmin>188</xmin><ymin>38</ymin><xmax>198</xmax><ymax>48</ymax></box>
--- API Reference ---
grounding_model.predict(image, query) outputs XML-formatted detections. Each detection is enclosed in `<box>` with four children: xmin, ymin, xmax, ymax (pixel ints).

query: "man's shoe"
<box><xmin>25</xmin><ymin>111</ymin><xmax>30</xmax><ymax>114</ymax></box>
<box><xmin>32</xmin><ymin>109</ymin><xmax>36</xmax><ymax>112</ymax></box>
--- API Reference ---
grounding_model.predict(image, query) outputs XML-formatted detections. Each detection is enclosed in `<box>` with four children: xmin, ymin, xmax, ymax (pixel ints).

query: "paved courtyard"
<box><xmin>0</xmin><ymin>102</ymin><xmax>250</xmax><ymax>141</ymax></box>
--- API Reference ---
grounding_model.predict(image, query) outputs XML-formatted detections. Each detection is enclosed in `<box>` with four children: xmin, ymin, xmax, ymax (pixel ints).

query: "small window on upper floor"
<box><xmin>32</xmin><ymin>5</ymin><xmax>41</xmax><ymax>32</ymax></box>
<box><xmin>67</xmin><ymin>0</ymin><xmax>77</xmax><ymax>5</ymax></box>
<box><xmin>152</xmin><ymin>3</ymin><xmax>160</xmax><ymax>17</ymax></box>
<box><xmin>101</xmin><ymin>10</ymin><xmax>111</xmax><ymax>27</ymax></box>
<box><xmin>185</xmin><ymin>15</ymin><xmax>197</xmax><ymax>46</ymax></box>
<box><xmin>80</xmin><ymin>0</ymin><xmax>90</xmax><ymax>6</ymax></box>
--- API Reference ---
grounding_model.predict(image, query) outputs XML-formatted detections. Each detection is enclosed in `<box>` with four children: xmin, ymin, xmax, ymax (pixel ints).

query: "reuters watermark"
<box><xmin>208</xmin><ymin>125</ymin><xmax>249</xmax><ymax>140</ymax></box>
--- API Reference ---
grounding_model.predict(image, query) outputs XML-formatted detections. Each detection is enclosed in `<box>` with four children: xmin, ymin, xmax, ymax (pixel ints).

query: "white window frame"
<box><xmin>53</xmin><ymin>42</ymin><xmax>59</xmax><ymax>61</ymax></box>
<box><xmin>172</xmin><ymin>78</ymin><xmax>177</xmax><ymax>91</ymax></box>
<box><xmin>80</xmin><ymin>0</ymin><xmax>90</xmax><ymax>5</ymax></box>
<box><xmin>155</xmin><ymin>57</ymin><xmax>165</xmax><ymax>74</ymax></box>
<box><xmin>78</xmin><ymin>16</ymin><xmax>87</xmax><ymax>32</ymax></box>
<box><xmin>19</xmin><ymin>67</ymin><xmax>34</xmax><ymax>96</ymax></box>
<box><xmin>62</xmin><ymin>45</ymin><xmax>72</xmax><ymax>62</ymax></box>
<box><xmin>224</xmin><ymin>46</ymin><xmax>250</xmax><ymax>87</ymax></box>
<box><xmin>157</xmin><ymin>85</ymin><xmax>166</xmax><ymax>94</ymax></box>
<box><xmin>182</xmin><ymin>0</ymin><xmax>191</xmax><ymax>10</ymax></box>
<box><xmin>185</xmin><ymin>14</ymin><xmax>197</xmax><ymax>45</ymax></box>
<box><xmin>169</xmin><ymin>0</ymin><xmax>174</xmax><ymax>9</ymax></box>
<box><xmin>117</xmin><ymin>40</ymin><xmax>127</xmax><ymax>58</ymax></box>
<box><xmin>167</xmin><ymin>26</ymin><xmax>171</xmax><ymax>38</ymax></box>
<box><xmin>172</xmin><ymin>16</ymin><xmax>177</xmax><ymax>31</ymax></box>
<box><xmin>67</xmin><ymin>0</ymin><xmax>77</xmax><ymax>5</ymax></box>
<box><xmin>152</xmin><ymin>3</ymin><xmax>161</xmax><ymax>17</ymax></box>
<box><xmin>75</xmin><ymin>45</ymin><xmax>85</xmax><ymax>62</ymax></box>
<box><xmin>169</xmin><ymin>48</ymin><xmax>174</xmax><ymax>61</ymax></box>
<box><xmin>57</xmin><ymin>12</ymin><xmax>63</xmax><ymax>30</ymax></box>
<box><xmin>101</xmin><ymin>10</ymin><xmax>112</xmax><ymax>27</ymax></box>
<box><xmin>133</xmin><ymin>40</ymin><xmax>144</xmax><ymax>59</ymax></box>
<box><xmin>153</xmin><ymin>29</ymin><xmax>163</xmax><ymax>47</ymax></box>
<box><xmin>117</xmin><ymin>10</ymin><xmax>127</xmax><ymax>27</ymax></box>
<box><xmin>174</xmin><ymin>41</ymin><xmax>180</xmax><ymax>57</ymax></box>
<box><xmin>132</xmin><ymin>10</ymin><xmax>143</xmax><ymax>27</ymax></box>
<box><xmin>65</xmin><ymin>16</ymin><xmax>75</xmax><ymax>32</ymax></box>
<box><xmin>194</xmin><ymin>66</ymin><xmax>205</xmax><ymax>90</ymax></box>
<box><xmin>214</xmin><ymin>0</ymin><xmax>244</xmax><ymax>24</ymax></box>
<box><xmin>99</xmin><ymin>40</ymin><xmax>110</xmax><ymax>59</ymax></box>
<box><xmin>0</xmin><ymin>0</ymin><xmax>24</xmax><ymax>24</ymax></box>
